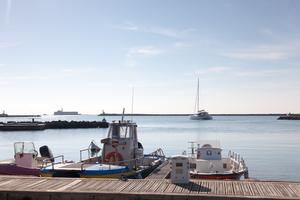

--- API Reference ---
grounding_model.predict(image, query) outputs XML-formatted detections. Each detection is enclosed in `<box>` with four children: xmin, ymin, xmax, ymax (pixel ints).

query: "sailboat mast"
<box><xmin>196</xmin><ymin>78</ymin><xmax>199</xmax><ymax>112</ymax></box>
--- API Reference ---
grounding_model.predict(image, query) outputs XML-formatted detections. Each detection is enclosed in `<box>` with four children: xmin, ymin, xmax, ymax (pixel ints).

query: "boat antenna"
<box><xmin>194</xmin><ymin>78</ymin><xmax>200</xmax><ymax>112</ymax></box>
<box><xmin>131</xmin><ymin>87</ymin><xmax>134</xmax><ymax>122</ymax></box>
<box><xmin>121</xmin><ymin>108</ymin><xmax>125</xmax><ymax>122</ymax></box>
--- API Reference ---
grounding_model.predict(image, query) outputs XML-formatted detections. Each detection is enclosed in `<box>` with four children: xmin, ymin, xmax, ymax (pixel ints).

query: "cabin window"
<box><xmin>206</xmin><ymin>150</ymin><xmax>212</xmax><ymax>156</ymax></box>
<box><xmin>217</xmin><ymin>152</ymin><xmax>221</xmax><ymax>155</ymax></box>
<box><xmin>119</xmin><ymin>126</ymin><xmax>130</xmax><ymax>138</ymax></box>
<box><xmin>223</xmin><ymin>163</ymin><xmax>227</xmax><ymax>169</ymax></box>
<box><xmin>176</xmin><ymin>163</ymin><xmax>183</xmax><ymax>167</ymax></box>
<box><xmin>190</xmin><ymin>163</ymin><xmax>196</xmax><ymax>169</ymax></box>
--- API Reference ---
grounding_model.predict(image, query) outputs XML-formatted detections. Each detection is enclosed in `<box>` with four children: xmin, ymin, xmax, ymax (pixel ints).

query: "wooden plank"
<box><xmin>273</xmin><ymin>183</ymin><xmax>288</xmax><ymax>197</ymax></box>
<box><xmin>208</xmin><ymin>180</ymin><xmax>216</xmax><ymax>195</ymax></box>
<box><xmin>140</xmin><ymin>180</ymin><xmax>158</xmax><ymax>192</ymax></box>
<box><xmin>113</xmin><ymin>181</ymin><xmax>132</xmax><ymax>192</ymax></box>
<box><xmin>147</xmin><ymin>180</ymin><xmax>163</xmax><ymax>192</ymax></box>
<box><xmin>98</xmin><ymin>180</ymin><xmax>117</xmax><ymax>191</ymax></box>
<box><xmin>172</xmin><ymin>184</ymin><xmax>184</xmax><ymax>193</ymax></box>
<box><xmin>199</xmin><ymin>180</ymin><xmax>209</xmax><ymax>194</ymax></box>
<box><xmin>164</xmin><ymin>182</ymin><xmax>177</xmax><ymax>193</ymax></box>
<box><xmin>46</xmin><ymin>179</ymin><xmax>75</xmax><ymax>191</ymax></box>
<box><xmin>240</xmin><ymin>181</ymin><xmax>251</xmax><ymax>196</ymax></box>
<box><xmin>128</xmin><ymin>180</ymin><xmax>145</xmax><ymax>192</ymax></box>
<box><xmin>121</xmin><ymin>180</ymin><xmax>140</xmax><ymax>192</ymax></box>
<box><xmin>190</xmin><ymin>180</ymin><xmax>201</xmax><ymax>194</ymax></box>
<box><xmin>105</xmin><ymin>180</ymin><xmax>129</xmax><ymax>192</ymax></box>
<box><xmin>247</xmin><ymin>182</ymin><xmax>260</xmax><ymax>197</ymax></box>
<box><xmin>19</xmin><ymin>179</ymin><xmax>48</xmax><ymax>190</ymax></box>
<box><xmin>265</xmin><ymin>183</ymin><xmax>280</xmax><ymax>197</ymax></box>
<box><xmin>279</xmin><ymin>183</ymin><xmax>298</xmax><ymax>198</ymax></box>
<box><xmin>155</xmin><ymin>180</ymin><xmax>169</xmax><ymax>193</ymax></box>
<box><xmin>289</xmin><ymin>184</ymin><xmax>300</xmax><ymax>197</ymax></box>
<box><xmin>55</xmin><ymin>179</ymin><xmax>82</xmax><ymax>191</ymax></box>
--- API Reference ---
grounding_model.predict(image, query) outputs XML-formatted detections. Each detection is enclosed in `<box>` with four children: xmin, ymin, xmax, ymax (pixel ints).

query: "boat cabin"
<box><xmin>196</xmin><ymin>143</ymin><xmax>222</xmax><ymax>160</ymax></box>
<box><xmin>101</xmin><ymin>121</ymin><xmax>143</xmax><ymax>168</ymax></box>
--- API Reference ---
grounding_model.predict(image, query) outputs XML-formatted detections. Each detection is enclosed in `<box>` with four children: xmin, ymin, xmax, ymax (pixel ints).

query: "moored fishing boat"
<box><xmin>188</xmin><ymin>141</ymin><xmax>248</xmax><ymax>180</ymax></box>
<box><xmin>40</xmin><ymin>119</ymin><xmax>165</xmax><ymax>178</ymax></box>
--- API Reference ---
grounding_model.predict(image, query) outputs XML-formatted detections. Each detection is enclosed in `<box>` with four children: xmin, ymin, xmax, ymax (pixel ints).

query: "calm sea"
<box><xmin>0</xmin><ymin>115</ymin><xmax>299</xmax><ymax>181</ymax></box>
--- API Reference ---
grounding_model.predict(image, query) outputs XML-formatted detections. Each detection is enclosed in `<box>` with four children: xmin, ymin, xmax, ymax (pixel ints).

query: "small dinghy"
<box><xmin>0</xmin><ymin>142</ymin><xmax>55</xmax><ymax>176</ymax></box>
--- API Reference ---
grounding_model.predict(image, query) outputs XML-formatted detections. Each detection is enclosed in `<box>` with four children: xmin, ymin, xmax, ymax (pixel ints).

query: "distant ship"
<box><xmin>54</xmin><ymin>109</ymin><xmax>79</xmax><ymax>115</ymax></box>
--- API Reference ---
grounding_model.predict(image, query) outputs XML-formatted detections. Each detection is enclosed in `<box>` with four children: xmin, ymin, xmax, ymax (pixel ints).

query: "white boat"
<box><xmin>190</xmin><ymin>78</ymin><xmax>212</xmax><ymax>120</ymax></box>
<box><xmin>41</xmin><ymin>118</ymin><xmax>165</xmax><ymax>178</ymax></box>
<box><xmin>188</xmin><ymin>141</ymin><xmax>248</xmax><ymax>180</ymax></box>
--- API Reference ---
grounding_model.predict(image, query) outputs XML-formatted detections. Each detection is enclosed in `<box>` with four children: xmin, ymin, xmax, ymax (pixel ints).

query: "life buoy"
<box><xmin>105</xmin><ymin>151</ymin><xmax>123</xmax><ymax>164</ymax></box>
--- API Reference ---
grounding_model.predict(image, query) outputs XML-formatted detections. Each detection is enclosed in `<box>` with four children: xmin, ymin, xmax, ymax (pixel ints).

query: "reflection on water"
<box><xmin>1</xmin><ymin>115</ymin><xmax>300</xmax><ymax>181</ymax></box>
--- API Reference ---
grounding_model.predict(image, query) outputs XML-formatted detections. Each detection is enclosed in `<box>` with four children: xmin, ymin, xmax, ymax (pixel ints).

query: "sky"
<box><xmin>0</xmin><ymin>0</ymin><xmax>300</xmax><ymax>114</ymax></box>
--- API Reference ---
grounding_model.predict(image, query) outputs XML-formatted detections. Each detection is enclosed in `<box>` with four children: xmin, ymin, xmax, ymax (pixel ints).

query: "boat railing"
<box><xmin>79</xmin><ymin>142</ymin><xmax>101</xmax><ymax>162</ymax></box>
<box><xmin>228</xmin><ymin>150</ymin><xmax>247</xmax><ymax>172</ymax></box>
<box><xmin>41</xmin><ymin>155</ymin><xmax>65</xmax><ymax>169</ymax></box>
<box><xmin>79</xmin><ymin>148</ymin><xmax>101</xmax><ymax>162</ymax></box>
<box><xmin>79</xmin><ymin>148</ymin><xmax>90</xmax><ymax>162</ymax></box>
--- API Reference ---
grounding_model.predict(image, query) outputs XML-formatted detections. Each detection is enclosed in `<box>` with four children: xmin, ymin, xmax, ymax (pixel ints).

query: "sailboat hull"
<box><xmin>190</xmin><ymin>115</ymin><xmax>212</xmax><ymax>120</ymax></box>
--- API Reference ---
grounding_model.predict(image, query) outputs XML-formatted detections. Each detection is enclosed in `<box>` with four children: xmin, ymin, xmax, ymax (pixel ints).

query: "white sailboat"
<box><xmin>190</xmin><ymin>78</ymin><xmax>212</xmax><ymax>120</ymax></box>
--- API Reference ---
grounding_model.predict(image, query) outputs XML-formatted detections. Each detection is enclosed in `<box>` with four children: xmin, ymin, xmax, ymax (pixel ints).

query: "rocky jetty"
<box><xmin>277</xmin><ymin>113</ymin><xmax>300</xmax><ymax>120</ymax></box>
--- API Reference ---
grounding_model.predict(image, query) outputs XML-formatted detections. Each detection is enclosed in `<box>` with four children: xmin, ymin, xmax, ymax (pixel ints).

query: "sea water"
<box><xmin>0</xmin><ymin>115</ymin><xmax>299</xmax><ymax>181</ymax></box>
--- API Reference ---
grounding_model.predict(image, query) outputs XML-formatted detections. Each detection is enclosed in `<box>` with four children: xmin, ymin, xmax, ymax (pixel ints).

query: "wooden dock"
<box><xmin>0</xmin><ymin>175</ymin><xmax>299</xmax><ymax>200</ymax></box>
<box><xmin>146</xmin><ymin>161</ymin><xmax>170</xmax><ymax>179</ymax></box>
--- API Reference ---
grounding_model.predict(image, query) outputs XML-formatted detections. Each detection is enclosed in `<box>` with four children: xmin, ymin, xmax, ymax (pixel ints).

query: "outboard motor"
<box><xmin>39</xmin><ymin>145</ymin><xmax>54</xmax><ymax>162</ymax></box>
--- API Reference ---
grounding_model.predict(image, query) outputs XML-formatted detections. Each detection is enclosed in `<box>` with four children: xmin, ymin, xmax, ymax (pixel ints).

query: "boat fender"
<box><xmin>105</xmin><ymin>151</ymin><xmax>124</xmax><ymax>163</ymax></box>
<box><xmin>120</xmin><ymin>175</ymin><xmax>128</xmax><ymax>181</ymax></box>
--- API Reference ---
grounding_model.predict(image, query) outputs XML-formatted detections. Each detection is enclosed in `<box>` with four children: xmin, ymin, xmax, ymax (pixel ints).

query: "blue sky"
<box><xmin>0</xmin><ymin>0</ymin><xmax>300</xmax><ymax>114</ymax></box>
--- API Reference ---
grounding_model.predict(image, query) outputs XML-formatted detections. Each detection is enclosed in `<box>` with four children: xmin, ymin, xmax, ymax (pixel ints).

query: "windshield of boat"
<box><xmin>108</xmin><ymin>123</ymin><xmax>137</xmax><ymax>140</ymax></box>
<box><xmin>14</xmin><ymin>142</ymin><xmax>36</xmax><ymax>154</ymax></box>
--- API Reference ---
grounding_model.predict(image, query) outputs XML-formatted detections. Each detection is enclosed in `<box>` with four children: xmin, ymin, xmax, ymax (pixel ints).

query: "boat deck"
<box><xmin>0</xmin><ymin>175</ymin><xmax>299</xmax><ymax>200</ymax></box>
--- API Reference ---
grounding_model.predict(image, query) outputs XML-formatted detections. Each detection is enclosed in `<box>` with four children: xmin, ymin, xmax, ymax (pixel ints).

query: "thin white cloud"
<box><xmin>233</xmin><ymin>68</ymin><xmax>298</xmax><ymax>77</ymax></box>
<box><xmin>126</xmin><ymin>46</ymin><xmax>164</xmax><ymax>67</ymax></box>
<box><xmin>173</xmin><ymin>42</ymin><xmax>192</xmax><ymax>48</ymax></box>
<box><xmin>223</xmin><ymin>38</ymin><xmax>300</xmax><ymax>61</ymax></box>
<box><xmin>118</xmin><ymin>22</ymin><xmax>196</xmax><ymax>38</ymax></box>
<box><xmin>259</xmin><ymin>28</ymin><xmax>273</xmax><ymax>37</ymax></box>
<box><xmin>61</xmin><ymin>67</ymin><xmax>98</xmax><ymax>75</ymax></box>
<box><xmin>195</xmin><ymin>66</ymin><xmax>232</xmax><ymax>75</ymax></box>
<box><xmin>0</xmin><ymin>42</ymin><xmax>20</xmax><ymax>49</ymax></box>
<box><xmin>224</xmin><ymin>50</ymin><xmax>287</xmax><ymax>61</ymax></box>
<box><xmin>0</xmin><ymin>75</ymin><xmax>54</xmax><ymax>81</ymax></box>
<box><xmin>127</xmin><ymin>46</ymin><xmax>164</xmax><ymax>58</ymax></box>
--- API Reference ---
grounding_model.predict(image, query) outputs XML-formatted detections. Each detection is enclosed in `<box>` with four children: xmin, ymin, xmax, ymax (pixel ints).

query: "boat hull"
<box><xmin>190</xmin><ymin>171</ymin><xmax>245</xmax><ymax>180</ymax></box>
<box><xmin>190</xmin><ymin>115</ymin><xmax>212</xmax><ymax>120</ymax></box>
<box><xmin>0</xmin><ymin>164</ymin><xmax>40</xmax><ymax>176</ymax></box>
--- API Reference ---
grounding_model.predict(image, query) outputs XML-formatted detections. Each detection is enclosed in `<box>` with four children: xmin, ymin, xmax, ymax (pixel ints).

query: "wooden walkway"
<box><xmin>0</xmin><ymin>175</ymin><xmax>299</xmax><ymax>200</ymax></box>
<box><xmin>146</xmin><ymin>161</ymin><xmax>170</xmax><ymax>179</ymax></box>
